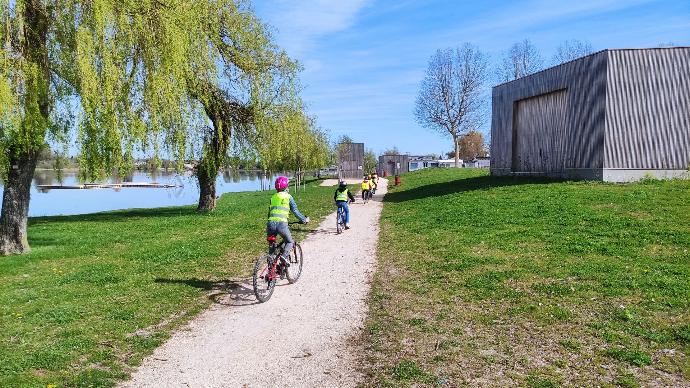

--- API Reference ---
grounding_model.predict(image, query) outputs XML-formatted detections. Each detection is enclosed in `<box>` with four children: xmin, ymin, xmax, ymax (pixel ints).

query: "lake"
<box><xmin>1</xmin><ymin>170</ymin><xmax>277</xmax><ymax>217</ymax></box>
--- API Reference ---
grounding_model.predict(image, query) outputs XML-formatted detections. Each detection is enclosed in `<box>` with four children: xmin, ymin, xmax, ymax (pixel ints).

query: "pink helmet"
<box><xmin>275</xmin><ymin>176</ymin><xmax>289</xmax><ymax>191</ymax></box>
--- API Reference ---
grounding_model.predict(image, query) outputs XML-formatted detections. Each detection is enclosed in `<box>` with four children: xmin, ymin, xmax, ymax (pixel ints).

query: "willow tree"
<box><xmin>0</xmin><ymin>0</ymin><xmax>242</xmax><ymax>254</ymax></box>
<box><xmin>186</xmin><ymin>4</ymin><xmax>300</xmax><ymax>211</ymax></box>
<box><xmin>250</xmin><ymin>102</ymin><xmax>330</xmax><ymax>191</ymax></box>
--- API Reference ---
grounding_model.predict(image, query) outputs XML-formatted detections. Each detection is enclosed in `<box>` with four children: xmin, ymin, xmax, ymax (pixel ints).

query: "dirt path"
<box><xmin>123</xmin><ymin>180</ymin><xmax>386</xmax><ymax>387</ymax></box>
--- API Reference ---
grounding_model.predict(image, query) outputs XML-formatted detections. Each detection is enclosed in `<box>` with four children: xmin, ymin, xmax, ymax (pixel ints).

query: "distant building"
<box><xmin>491</xmin><ymin>47</ymin><xmax>690</xmax><ymax>182</ymax></box>
<box><xmin>338</xmin><ymin>142</ymin><xmax>364</xmax><ymax>179</ymax></box>
<box><xmin>464</xmin><ymin>156</ymin><xmax>490</xmax><ymax>168</ymax></box>
<box><xmin>437</xmin><ymin>159</ymin><xmax>463</xmax><ymax>168</ymax></box>
<box><xmin>408</xmin><ymin>155</ymin><xmax>439</xmax><ymax>171</ymax></box>
<box><xmin>379</xmin><ymin>154</ymin><xmax>409</xmax><ymax>176</ymax></box>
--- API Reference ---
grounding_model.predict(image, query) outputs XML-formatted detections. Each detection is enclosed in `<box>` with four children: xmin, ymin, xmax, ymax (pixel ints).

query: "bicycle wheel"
<box><xmin>336</xmin><ymin>211</ymin><xmax>342</xmax><ymax>234</ymax></box>
<box><xmin>286</xmin><ymin>243</ymin><xmax>303</xmax><ymax>284</ymax></box>
<box><xmin>253</xmin><ymin>254</ymin><xmax>276</xmax><ymax>302</ymax></box>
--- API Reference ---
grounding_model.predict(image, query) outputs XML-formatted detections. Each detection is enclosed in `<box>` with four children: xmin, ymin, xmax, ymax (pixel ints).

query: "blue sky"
<box><xmin>253</xmin><ymin>0</ymin><xmax>690</xmax><ymax>156</ymax></box>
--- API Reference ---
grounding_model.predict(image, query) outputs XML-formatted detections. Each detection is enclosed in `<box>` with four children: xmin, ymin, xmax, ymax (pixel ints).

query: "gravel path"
<box><xmin>123</xmin><ymin>180</ymin><xmax>386</xmax><ymax>387</ymax></box>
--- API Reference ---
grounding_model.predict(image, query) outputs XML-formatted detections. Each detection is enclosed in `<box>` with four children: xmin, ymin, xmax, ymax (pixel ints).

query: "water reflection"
<box><xmin>0</xmin><ymin>169</ymin><xmax>277</xmax><ymax>217</ymax></box>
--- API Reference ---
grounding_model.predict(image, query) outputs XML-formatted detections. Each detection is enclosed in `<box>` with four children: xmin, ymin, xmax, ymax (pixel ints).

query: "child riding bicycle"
<box><xmin>334</xmin><ymin>180</ymin><xmax>355</xmax><ymax>229</ymax></box>
<box><xmin>267</xmin><ymin>176</ymin><xmax>309</xmax><ymax>266</ymax></box>
<box><xmin>368</xmin><ymin>174</ymin><xmax>377</xmax><ymax>194</ymax></box>
<box><xmin>361</xmin><ymin>176</ymin><xmax>371</xmax><ymax>201</ymax></box>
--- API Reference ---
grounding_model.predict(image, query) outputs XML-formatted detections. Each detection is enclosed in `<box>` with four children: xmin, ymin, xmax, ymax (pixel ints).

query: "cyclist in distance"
<box><xmin>334</xmin><ymin>180</ymin><xmax>355</xmax><ymax>229</ymax></box>
<box><xmin>361</xmin><ymin>176</ymin><xmax>371</xmax><ymax>201</ymax></box>
<box><xmin>267</xmin><ymin>176</ymin><xmax>309</xmax><ymax>266</ymax></box>
<box><xmin>369</xmin><ymin>173</ymin><xmax>377</xmax><ymax>193</ymax></box>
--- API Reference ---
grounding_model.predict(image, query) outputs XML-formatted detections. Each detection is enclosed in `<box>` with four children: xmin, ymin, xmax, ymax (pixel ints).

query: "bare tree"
<box><xmin>415</xmin><ymin>44</ymin><xmax>488</xmax><ymax>167</ymax></box>
<box><xmin>553</xmin><ymin>39</ymin><xmax>594</xmax><ymax>65</ymax></box>
<box><xmin>383</xmin><ymin>147</ymin><xmax>400</xmax><ymax>156</ymax></box>
<box><xmin>497</xmin><ymin>39</ymin><xmax>543</xmax><ymax>83</ymax></box>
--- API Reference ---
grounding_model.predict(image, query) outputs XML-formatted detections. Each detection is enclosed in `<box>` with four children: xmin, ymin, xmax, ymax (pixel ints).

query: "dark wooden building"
<box><xmin>378</xmin><ymin>154</ymin><xmax>409</xmax><ymax>176</ymax></box>
<box><xmin>491</xmin><ymin>47</ymin><xmax>690</xmax><ymax>182</ymax></box>
<box><xmin>338</xmin><ymin>142</ymin><xmax>364</xmax><ymax>179</ymax></box>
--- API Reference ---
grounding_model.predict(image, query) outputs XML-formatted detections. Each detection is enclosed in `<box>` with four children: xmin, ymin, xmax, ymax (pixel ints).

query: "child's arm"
<box><xmin>289</xmin><ymin>197</ymin><xmax>308</xmax><ymax>223</ymax></box>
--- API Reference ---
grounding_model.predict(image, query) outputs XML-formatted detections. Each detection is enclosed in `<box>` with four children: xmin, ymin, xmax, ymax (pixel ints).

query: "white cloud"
<box><xmin>256</xmin><ymin>0</ymin><xmax>371</xmax><ymax>56</ymax></box>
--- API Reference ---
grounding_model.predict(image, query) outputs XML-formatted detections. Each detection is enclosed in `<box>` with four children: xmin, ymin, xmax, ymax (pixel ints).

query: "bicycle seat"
<box><xmin>266</xmin><ymin>235</ymin><xmax>277</xmax><ymax>242</ymax></box>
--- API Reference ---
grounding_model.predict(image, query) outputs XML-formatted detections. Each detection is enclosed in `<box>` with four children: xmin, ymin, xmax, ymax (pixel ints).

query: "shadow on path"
<box><xmin>155</xmin><ymin>278</ymin><xmax>259</xmax><ymax>307</ymax></box>
<box><xmin>383</xmin><ymin>175</ymin><xmax>560</xmax><ymax>203</ymax></box>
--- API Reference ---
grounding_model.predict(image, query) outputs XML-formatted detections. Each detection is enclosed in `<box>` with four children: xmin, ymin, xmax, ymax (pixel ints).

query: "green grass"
<box><xmin>362</xmin><ymin>168</ymin><xmax>690</xmax><ymax>387</ymax></box>
<box><xmin>0</xmin><ymin>180</ymin><xmax>337</xmax><ymax>387</ymax></box>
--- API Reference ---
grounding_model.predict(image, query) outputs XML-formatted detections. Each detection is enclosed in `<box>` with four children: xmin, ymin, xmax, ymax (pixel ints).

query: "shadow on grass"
<box><xmin>155</xmin><ymin>278</ymin><xmax>259</xmax><ymax>306</ymax></box>
<box><xmin>28</xmin><ymin>206</ymin><xmax>199</xmax><ymax>226</ymax></box>
<box><xmin>383</xmin><ymin>175</ymin><xmax>560</xmax><ymax>203</ymax></box>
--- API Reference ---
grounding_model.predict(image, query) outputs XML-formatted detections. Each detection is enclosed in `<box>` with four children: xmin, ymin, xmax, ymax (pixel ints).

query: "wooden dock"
<box><xmin>37</xmin><ymin>182</ymin><xmax>182</xmax><ymax>190</ymax></box>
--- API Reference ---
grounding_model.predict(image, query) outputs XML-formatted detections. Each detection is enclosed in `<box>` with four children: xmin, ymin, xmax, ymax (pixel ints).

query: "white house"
<box><xmin>436</xmin><ymin>159</ymin><xmax>463</xmax><ymax>168</ymax></box>
<box><xmin>408</xmin><ymin>155</ymin><xmax>440</xmax><ymax>171</ymax></box>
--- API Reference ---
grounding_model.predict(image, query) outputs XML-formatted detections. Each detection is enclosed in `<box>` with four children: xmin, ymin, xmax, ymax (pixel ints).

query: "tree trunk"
<box><xmin>0</xmin><ymin>151</ymin><xmax>39</xmax><ymax>255</ymax></box>
<box><xmin>0</xmin><ymin>0</ymin><xmax>49</xmax><ymax>255</ymax></box>
<box><xmin>187</xmin><ymin>79</ymin><xmax>254</xmax><ymax>211</ymax></box>
<box><xmin>197</xmin><ymin>161</ymin><xmax>217</xmax><ymax>211</ymax></box>
<box><xmin>454</xmin><ymin>135</ymin><xmax>460</xmax><ymax>168</ymax></box>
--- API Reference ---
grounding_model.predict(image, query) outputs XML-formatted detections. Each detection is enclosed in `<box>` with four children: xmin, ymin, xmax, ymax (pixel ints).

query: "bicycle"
<box><xmin>252</xmin><ymin>222</ymin><xmax>304</xmax><ymax>303</ymax></box>
<box><xmin>336</xmin><ymin>200</ymin><xmax>352</xmax><ymax>234</ymax></box>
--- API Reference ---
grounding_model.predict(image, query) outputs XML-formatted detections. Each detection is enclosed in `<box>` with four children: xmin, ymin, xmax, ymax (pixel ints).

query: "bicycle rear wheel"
<box><xmin>286</xmin><ymin>243</ymin><xmax>303</xmax><ymax>284</ymax></box>
<box><xmin>336</xmin><ymin>211</ymin><xmax>342</xmax><ymax>234</ymax></box>
<box><xmin>253</xmin><ymin>254</ymin><xmax>276</xmax><ymax>302</ymax></box>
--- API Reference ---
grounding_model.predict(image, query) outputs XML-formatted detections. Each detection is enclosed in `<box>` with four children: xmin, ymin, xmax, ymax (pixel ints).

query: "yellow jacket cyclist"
<box><xmin>267</xmin><ymin>176</ymin><xmax>309</xmax><ymax>266</ymax></box>
<box><xmin>361</xmin><ymin>178</ymin><xmax>371</xmax><ymax>200</ymax></box>
<box><xmin>368</xmin><ymin>174</ymin><xmax>377</xmax><ymax>192</ymax></box>
<box><xmin>334</xmin><ymin>180</ymin><xmax>356</xmax><ymax>228</ymax></box>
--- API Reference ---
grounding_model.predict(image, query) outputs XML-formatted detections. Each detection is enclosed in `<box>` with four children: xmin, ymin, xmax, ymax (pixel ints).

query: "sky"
<box><xmin>253</xmin><ymin>0</ymin><xmax>690</xmax><ymax>156</ymax></box>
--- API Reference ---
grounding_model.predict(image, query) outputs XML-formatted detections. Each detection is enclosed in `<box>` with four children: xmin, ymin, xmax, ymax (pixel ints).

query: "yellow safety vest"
<box><xmin>336</xmin><ymin>189</ymin><xmax>349</xmax><ymax>202</ymax></box>
<box><xmin>361</xmin><ymin>181</ymin><xmax>370</xmax><ymax>190</ymax></box>
<box><xmin>268</xmin><ymin>191</ymin><xmax>292</xmax><ymax>222</ymax></box>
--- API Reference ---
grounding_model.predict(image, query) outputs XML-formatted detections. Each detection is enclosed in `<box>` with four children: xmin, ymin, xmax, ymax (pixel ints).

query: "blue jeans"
<box><xmin>266</xmin><ymin>221</ymin><xmax>294</xmax><ymax>258</ymax></box>
<box><xmin>336</xmin><ymin>201</ymin><xmax>349</xmax><ymax>223</ymax></box>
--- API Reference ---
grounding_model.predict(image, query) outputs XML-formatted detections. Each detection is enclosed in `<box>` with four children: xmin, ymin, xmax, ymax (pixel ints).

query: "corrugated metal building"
<box><xmin>379</xmin><ymin>155</ymin><xmax>409</xmax><ymax>176</ymax></box>
<box><xmin>338</xmin><ymin>142</ymin><xmax>364</xmax><ymax>179</ymax></box>
<box><xmin>491</xmin><ymin>47</ymin><xmax>690</xmax><ymax>182</ymax></box>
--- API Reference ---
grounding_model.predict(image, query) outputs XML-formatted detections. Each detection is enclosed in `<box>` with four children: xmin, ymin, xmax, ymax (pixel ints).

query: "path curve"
<box><xmin>123</xmin><ymin>180</ymin><xmax>387</xmax><ymax>387</ymax></box>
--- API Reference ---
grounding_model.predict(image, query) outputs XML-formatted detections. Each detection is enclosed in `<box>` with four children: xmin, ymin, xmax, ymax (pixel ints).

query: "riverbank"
<box><xmin>0</xmin><ymin>181</ymin><xmax>336</xmax><ymax>386</ymax></box>
<box><xmin>362</xmin><ymin>169</ymin><xmax>690</xmax><ymax>386</ymax></box>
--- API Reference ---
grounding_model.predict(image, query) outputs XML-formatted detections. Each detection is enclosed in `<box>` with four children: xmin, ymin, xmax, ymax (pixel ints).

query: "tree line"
<box><xmin>0</xmin><ymin>0</ymin><xmax>330</xmax><ymax>255</ymax></box>
<box><xmin>415</xmin><ymin>39</ymin><xmax>593</xmax><ymax>166</ymax></box>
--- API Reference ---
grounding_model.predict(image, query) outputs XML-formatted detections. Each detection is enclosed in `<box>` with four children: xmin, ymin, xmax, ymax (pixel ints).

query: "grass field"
<box><xmin>363</xmin><ymin>168</ymin><xmax>690</xmax><ymax>387</ymax></box>
<box><xmin>0</xmin><ymin>181</ymin><xmax>336</xmax><ymax>387</ymax></box>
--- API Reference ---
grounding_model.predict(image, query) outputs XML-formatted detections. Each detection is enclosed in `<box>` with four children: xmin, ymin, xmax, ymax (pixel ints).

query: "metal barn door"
<box><xmin>512</xmin><ymin>89</ymin><xmax>567</xmax><ymax>173</ymax></box>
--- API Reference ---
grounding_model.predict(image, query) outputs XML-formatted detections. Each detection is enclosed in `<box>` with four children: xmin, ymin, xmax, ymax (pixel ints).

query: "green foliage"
<box><xmin>254</xmin><ymin>105</ymin><xmax>331</xmax><ymax>173</ymax></box>
<box><xmin>1</xmin><ymin>0</ymin><xmax>315</xmax><ymax>181</ymax></box>
<box><xmin>364</xmin><ymin>148</ymin><xmax>377</xmax><ymax>174</ymax></box>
